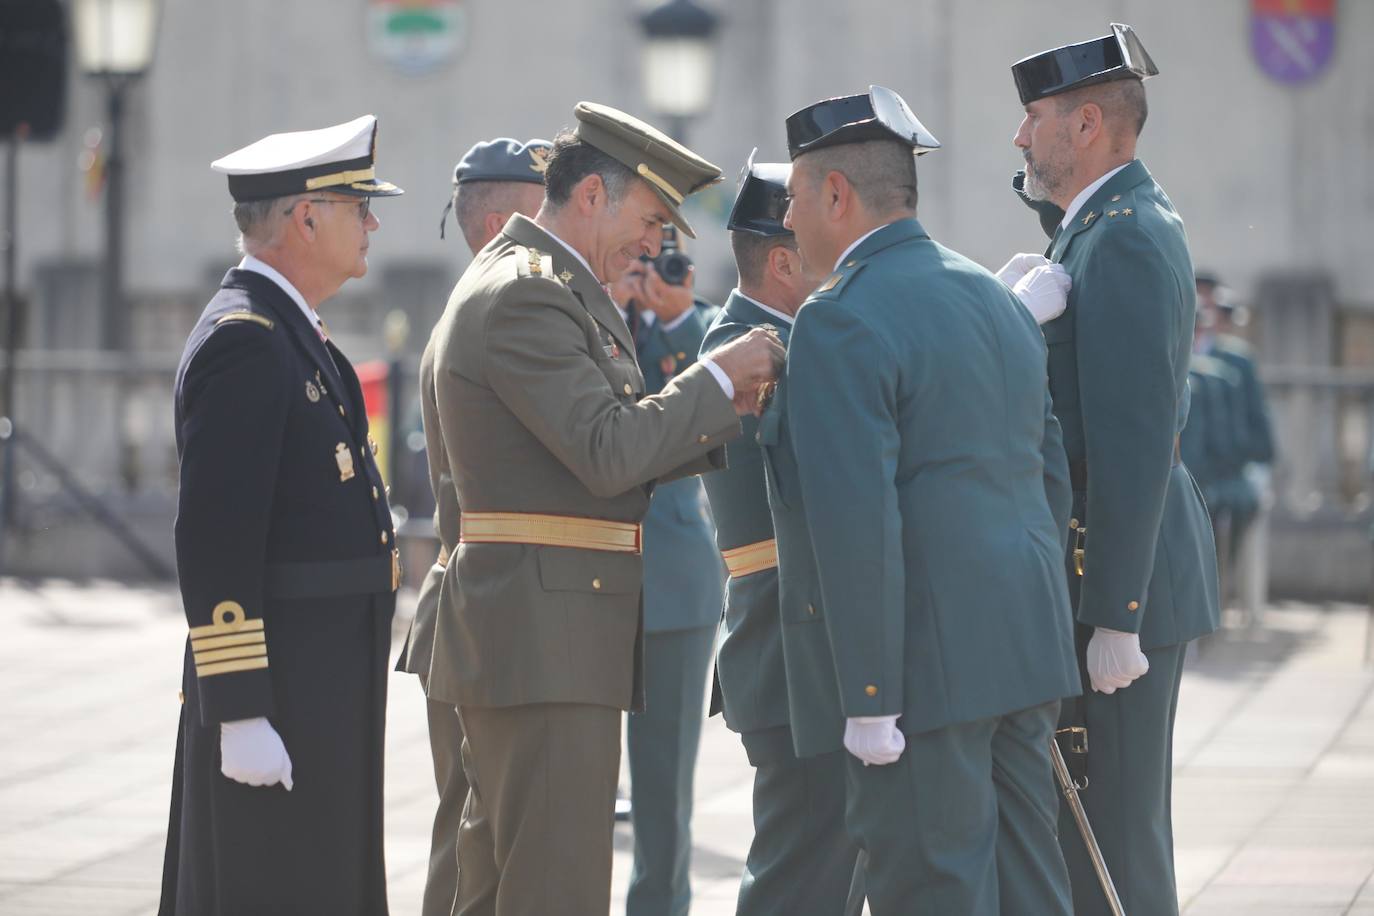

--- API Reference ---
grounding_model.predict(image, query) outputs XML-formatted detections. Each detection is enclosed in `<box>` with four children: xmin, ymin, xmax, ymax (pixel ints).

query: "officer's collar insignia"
<box><xmin>305</xmin><ymin>379</ymin><xmax>321</xmax><ymax>403</ymax></box>
<box><xmin>1081</xmin><ymin>210</ymin><xmax>1097</xmax><ymax>227</ymax></box>
<box><xmin>528</xmin><ymin>248</ymin><xmax>543</xmax><ymax>276</ymax></box>
<box><xmin>817</xmin><ymin>272</ymin><xmax>843</xmax><ymax>293</ymax></box>
<box><xmin>559</xmin><ymin>270</ymin><xmax>574</xmax><ymax>284</ymax></box>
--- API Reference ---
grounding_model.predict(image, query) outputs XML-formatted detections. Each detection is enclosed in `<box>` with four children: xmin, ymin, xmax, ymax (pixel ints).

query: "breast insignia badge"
<box><xmin>335</xmin><ymin>442</ymin><xmax>356</xmax><ymax>481</ymax></box>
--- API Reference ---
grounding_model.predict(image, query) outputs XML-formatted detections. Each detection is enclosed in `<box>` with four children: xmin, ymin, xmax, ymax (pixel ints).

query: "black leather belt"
<box><xmin>264</xmin><ymin>554</ymin><xmax>397</xmax><ymax>600</ymax></box>
<box><xmin>1069</xmin><ymin>436</ymin><xmax>1181</xmax><ymax>493</ymax></box>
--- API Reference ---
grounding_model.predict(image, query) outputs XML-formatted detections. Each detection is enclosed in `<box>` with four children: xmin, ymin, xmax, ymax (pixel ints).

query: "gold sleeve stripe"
<box><xmin>194</xmin><ymin>645</ymin><xmax>268</xmax><ymax>666</ymax></box>
<box><xmin>191</xmin><ymin>632</ymin><xmax>265</xmax><ymax>652</ymax></box>
<box><xmin>189</xmin><ymin>617</ymin><xmax>264</xmax><ymax>639</ymax></box>
<box><xmin>196</xmin><ymin>657</ymin><xmax>270</xmax><ymax>678</ymax></box>
<box><xmin>461</xmin><ymin>511</ymin><xmax>642</xmax><ymax>554</ymax></box>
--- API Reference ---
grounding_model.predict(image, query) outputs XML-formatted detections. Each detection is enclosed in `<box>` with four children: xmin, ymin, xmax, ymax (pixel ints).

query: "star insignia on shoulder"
<box><xmin>559</xmin><ymin>270</ymin><xmax>573</xmax><ymax>284</ymax></box>
<box><xmin>1110</xmin><ymin>194</ymin><xmax>1122</xmax><ymax>202</ymax></box>
<box><xmin>1121</xmin><ymin>207</ymin><xmax>1133</xmax><ymax>216</ymax></box>
<box><xmin>1081</xmin><ymin>211</ymin><xmax>1097</xmax><ymax>226</ymax></box>
<box><xmin>1107</xmin><ymin>209</ymin><xmax>1119</xmax><ymax>218</ymax></box>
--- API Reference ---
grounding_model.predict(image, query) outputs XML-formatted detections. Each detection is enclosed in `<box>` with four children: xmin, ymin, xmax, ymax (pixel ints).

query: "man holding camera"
<box><xmin>608</xmin><ymin>231</ymin><xmax>726</xmax><ymax>916</ymax></box>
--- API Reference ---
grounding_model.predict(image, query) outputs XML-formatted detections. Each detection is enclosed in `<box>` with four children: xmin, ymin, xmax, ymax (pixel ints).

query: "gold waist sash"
<box><xmin>722</xmin><ymin>538</ymin><xmax>779</xmax><ymax>578</ymax></box>
<box><xmin>460</xmin><ymin>511</ymin><xmax>642</xmax><ymax>554</ymax></box>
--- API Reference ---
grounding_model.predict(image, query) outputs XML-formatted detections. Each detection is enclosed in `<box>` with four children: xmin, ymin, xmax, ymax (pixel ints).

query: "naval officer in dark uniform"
<box><xmin>1009</xmin><ymin>24</ymin><xmax>1221</xmax><ymax>915</ymax></box>
<box><xmin>159</xmin><ymin>115</ymin><xmax>403</xmax><ymax>916</ymax></box>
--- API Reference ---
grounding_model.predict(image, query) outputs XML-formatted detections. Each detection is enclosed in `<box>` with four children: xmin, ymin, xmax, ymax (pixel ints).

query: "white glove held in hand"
<box><xmin>1086</xmin><ymin>628</ymin><xmax>1149</xmax><ymax>695</ymax></box>
<box><xmin>995</xmin><ymin>252</ymin><xmax>1050</xmax><ymax>289</ymax></box>
<box><xmin>843</xmin><ymin>715</ymin><xmax>905</xmax><ymax>766</ymax></box>
<box><xmin>220</xmin><ymin>717</ymin><xmax>293</xmax><ymax>790</ymax></box>
<box><xmin>1012</xmin><ymin>264</ymin><xmax>1072</xmax><ymax>325</ymax></box>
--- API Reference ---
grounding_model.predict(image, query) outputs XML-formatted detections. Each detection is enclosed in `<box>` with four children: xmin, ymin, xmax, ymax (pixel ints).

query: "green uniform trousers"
<box><xmin>625</xmin><ymin>624</ymin><xmax>716</xmax><ymax>916</ymax></box>
<box><xmin>1060</xmin><ymin>642</ymin><xmax>1188</xmax><ymax>916</ymax></box>
<box><xmin>418</xmin><ymin>677</ymin><xmax>469</xmax><ymax>916</ymax></box>
<box><xmin>846</xmin><ymin>701</ymin><xmax>1072</xmax><ymax>916</ymax></box>
<box><xmin>454</xmin><ymin>702</ymin><xmax>620</xmax><ymax>916</ymax></box>
<box><xmin>737</xmin><ymin>726</ymin><xmax>862</xmax><ymax>916</ymax></box>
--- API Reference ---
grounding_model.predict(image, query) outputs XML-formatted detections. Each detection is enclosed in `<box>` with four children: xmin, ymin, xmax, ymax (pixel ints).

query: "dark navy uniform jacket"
<box><xmin>160</xmin><ymin>267</ymin><xmax>397</xmax><ymax>916</ymax></box>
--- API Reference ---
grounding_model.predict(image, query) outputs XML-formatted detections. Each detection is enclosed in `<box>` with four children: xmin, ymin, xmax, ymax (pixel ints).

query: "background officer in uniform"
<box><xmin>421</xmin><ymin>102</ymin><xmax>784</xmax><ymax>916</ymax></box>
<box><xmin>1009</xmin><ymin>24</ymin><xmax>1221</xmax><ymax>915</ymax></box>
<box><xmin>608</xmin><ymin>238</ymin><xmax>726</xmax><ymax>915</ymax></box>
<box><xmin>1193</xmin><ymin>271</ymin><xmax>1275</xmax><ymax>604</ymax></box>
<box><xmin>700</xmin><ymin>153</ymin><xmax>862</xmax><ymax>916</ymax></box>
<box><xmin>397</xmin><ymin>136</ymin><xmax>550</xmax><ymax>916</ymax></box>
<box><xmin>776</xmin><ymin>86</ymin><xmax>1080</xmax><ymax>915</ymax></box>
<box><xmin>159</xmin><ymin>115</ymin><xmax>403</xmax><ymax>915</ymax></box>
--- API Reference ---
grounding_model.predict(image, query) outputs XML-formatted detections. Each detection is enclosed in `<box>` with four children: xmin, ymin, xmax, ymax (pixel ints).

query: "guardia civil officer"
<box><xmin>699</xmin><ymin>153</ymin><xmax>863</xmax><ymax>916</ymax></box>
<box><xmin>773</xmin><ymin>86</ymin><xmax>1080</xmax><ymax>915</ymax></box>
<box><xmin>1008</xmin><ymin>24</ymin><xmax>1221</xmax><ymax>915</ymax></box>
<box><xmin>606</xmin><ymin>236</ymin><xmax>727</xmax><ymax>915</ymax></box>
<box><xmin>397</xmin><ymin>136</ymin><xmax>550</xmax><ymax>916</ymax></box>
<box><xmin>159</xmin><ymin>115</ymin><xmax>403</xmax><ymax>915</ymax></box>
<box><xmin>421</xmin><ymin>102</ymin><xmax>784</xmax><ymax>915</ymax></box>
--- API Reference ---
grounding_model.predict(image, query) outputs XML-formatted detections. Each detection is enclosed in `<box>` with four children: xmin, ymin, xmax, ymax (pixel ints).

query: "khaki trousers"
<box><xmin>454</xmin><ymin>702</ymin><xmax>621</xmax><ymax>916</ymax></box>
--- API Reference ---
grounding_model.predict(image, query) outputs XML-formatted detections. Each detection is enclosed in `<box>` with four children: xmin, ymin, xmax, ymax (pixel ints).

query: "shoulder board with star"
<box><xmin>810</xmin><ymin>261</ymin><xmax>867</xmax><ymax>299</ymax></box>
<box><xmin>1099</xmin><ymin>191</ymin><xmax>1138</xmax><ymax>224</ymax></box>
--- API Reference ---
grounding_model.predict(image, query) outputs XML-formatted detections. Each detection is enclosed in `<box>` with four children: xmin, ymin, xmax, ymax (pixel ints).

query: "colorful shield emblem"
<box><xmin>368</xmin><ymin>0</ymin><xmax>467</xmax><ymax>76</ymax></box>
<box><xmin>1251</xmin><ymin>0</ymin><xmax>1336</xmax><ymax>85</ymax></box>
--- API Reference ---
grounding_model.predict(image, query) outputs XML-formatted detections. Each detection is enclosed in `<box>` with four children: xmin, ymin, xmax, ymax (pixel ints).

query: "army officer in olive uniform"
<box><xmin>397</xmin><ymin>136</ymin><xmax>550</xmax><ymax>916</ymax></box>
<box><xmin>700</xmin><ymin>154</ymin><xmax>862</xmax><ymax>916</ymax></box>
<box><xmin>422</xmin><ymin>102</ymin><xmax>784</xmax><ymax>916</ymax></box>
<box><xmin>160</xmin><ymin>116</ymin><xmax>403</xmax><ymax>916</ymax></box>
<box><xmin>1009</xmin><ymin>24</ymin><xmax>1221</xmax><ymax>915</ymax></box>
<box><xmin>775</xmin><ymin>86</ymin><xmax>1080</xmax><ymax>915</ymax></box>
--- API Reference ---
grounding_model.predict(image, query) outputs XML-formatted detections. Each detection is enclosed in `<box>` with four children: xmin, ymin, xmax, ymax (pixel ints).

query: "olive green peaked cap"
<box><xmin>573</xmin><ymin>101</ymin><xmax>723</xmax><ymax>238</ymax></box>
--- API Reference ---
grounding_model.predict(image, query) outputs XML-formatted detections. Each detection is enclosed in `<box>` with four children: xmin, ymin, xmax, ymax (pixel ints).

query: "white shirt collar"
<box><xmin>734</xmin><ymin>289</ymin><xmax>795</xmax><ymax>326</ymax></box>
<box><xmin>1060</xmin><ymin>163</ymin><xmax>1130</xmax><ymax>230</ymax></box>
<box><xmin>537</xmin><ymin>223</ymin><xmax>599</xmax><ymax>284</ymax></box>
<box><xmin>833</xmin><ymin>224</ymin><xmax>889</xmax><ymax>272</ymax></box>
<box><xmin>238</xmin><ymin>254</ymin><xmax>321</xmax><ymax>336</ymax></box>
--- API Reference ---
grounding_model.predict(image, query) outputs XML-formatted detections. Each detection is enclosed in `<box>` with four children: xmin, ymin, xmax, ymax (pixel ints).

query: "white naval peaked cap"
<box><xmin>211</xmin><ymin>114</ymin><xmax>404</xmax><ymax>202</ymax></box>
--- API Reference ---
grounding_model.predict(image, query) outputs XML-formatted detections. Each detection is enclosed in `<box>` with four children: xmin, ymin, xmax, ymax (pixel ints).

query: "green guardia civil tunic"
<box><xmin>699</xmin><ymin>291</ymin><xmax>860</xmax><ymax>916</ymax></box>
<box><xmin>1038</xmin><ymin>160</ymin><xmax>1220</xmax><ymax>647</ymax></box>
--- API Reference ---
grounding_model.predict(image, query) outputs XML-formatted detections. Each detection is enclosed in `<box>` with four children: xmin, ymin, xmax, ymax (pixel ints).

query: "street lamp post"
<box><xmin>638</xmin><ymin>0</ymin><xmax>720</xmax><ymax>145</ymax></box>
<box><xmin>73</xmin><ymin>0</ymin><xmax>159</xmax><ymax>351</ymax></box>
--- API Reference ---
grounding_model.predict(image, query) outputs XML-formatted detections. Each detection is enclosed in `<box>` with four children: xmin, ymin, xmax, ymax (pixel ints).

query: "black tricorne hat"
<box><xmin>726</xmin><ymin>149</ymin><xmax>792</xmax><ymax>237</ymax></box>
<box><xmin>785</xmin><ymin>85</ymin><xmax>940</xmax><ymax>160</ymax></box>
<box><xmin>1012</xmin><ymin>23</ymin><xmax>1158</xmax><ymax>106</ymax></box>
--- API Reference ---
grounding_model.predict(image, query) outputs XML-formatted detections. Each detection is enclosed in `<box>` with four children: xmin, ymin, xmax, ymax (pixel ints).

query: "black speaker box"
<box><xmin>0</xmin><ymin>0</ymin><xmax>68</xmax><ymax>141</ymax></box>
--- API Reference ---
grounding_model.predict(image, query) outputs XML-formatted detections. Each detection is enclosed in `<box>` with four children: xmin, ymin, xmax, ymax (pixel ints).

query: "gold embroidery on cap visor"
<box><xmin>304</xmin><ymin>166</ymin><xmax>376</xmax><ymax>190</ymax></box>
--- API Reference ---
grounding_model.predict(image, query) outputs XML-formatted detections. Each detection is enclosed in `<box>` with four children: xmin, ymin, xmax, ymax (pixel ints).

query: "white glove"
<box><xmin>1086</xmin><ymin>628</ymin><xmax>1149</xmax><ymax>695</ymax></box>
<box><xmin>843</xmin><ymin>715</ymin><xmax>906</xmax><ymax>766</ymax></box>
<box><xmin>1012</xmin><ymin>264</ymin><xmax>1072</xmax><ymax>325</ymax></box>
<box><xmin>995</xmin><ymin>252</ymin><xmax>1050</xmax><ymax>289</ymax></box>
<box><xmin>220</xmin><ymin>717</ymin><xmax>294</xmax><ymax>790</ymax></box>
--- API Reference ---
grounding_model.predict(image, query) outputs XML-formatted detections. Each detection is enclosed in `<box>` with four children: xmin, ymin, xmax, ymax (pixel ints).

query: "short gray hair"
<box><xmin>1056</xmin><ymin>78</ymin><xmax>1148</xmax><ymax>139</ymax></box>
<box><xmin>799</xmin><ymin>139</ymin><xmax>918</xmax><ymax>215</ymax></box>
<box><xmin>453</xmin><ymin>181</ymin><xmax>534</xmax><ymax>251</ymax></box>
<box><xmin>232</xmin><ymin>193</ymin><xmax>305</xmax><ymax>255</ymax></box>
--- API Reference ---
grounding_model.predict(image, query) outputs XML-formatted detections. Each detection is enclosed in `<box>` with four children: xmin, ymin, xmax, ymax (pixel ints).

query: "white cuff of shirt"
<box><xmin>700</xmin><ymin>358</ymin><xmax>734</xmax><ymax>400</ymax></box>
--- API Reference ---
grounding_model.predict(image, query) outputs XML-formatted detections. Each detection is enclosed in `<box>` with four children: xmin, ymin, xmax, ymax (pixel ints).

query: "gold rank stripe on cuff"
<box><xmin>460</xmin><ymin>511</ymin><xmax>642</xmax><ymax>554</ymax></box>
<box><xmin>722</xmin><ymin>538</ymin><xmax>779</xmax><ymax>578</ymax></box>
<box><xmin>189</xmin><ymin>601</ymin><xmax>269</xmax><ymax>678</ymax></box>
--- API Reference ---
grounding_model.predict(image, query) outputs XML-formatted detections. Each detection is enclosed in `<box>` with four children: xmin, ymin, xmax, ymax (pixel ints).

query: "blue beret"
<box><xmin>453</xmin><ymin>138</ymin><xmax>552</xmax><ymax>185</ymax></box>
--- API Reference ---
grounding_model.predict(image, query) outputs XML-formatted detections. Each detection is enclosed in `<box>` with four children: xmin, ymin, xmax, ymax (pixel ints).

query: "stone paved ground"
<box><xmin>1</xmin><ymin>579</ymin><xmax>1372</xmax><ymax>915</ymax></box>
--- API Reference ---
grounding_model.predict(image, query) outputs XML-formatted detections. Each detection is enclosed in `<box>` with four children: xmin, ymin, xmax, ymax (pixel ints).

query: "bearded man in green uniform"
<box><xmin>1008</xmin><ymin>23</ymin><xmax>1221</xmax><ymax>915</ymax></box>
<box><xmin>774</xmin><ymin>85</ymin><xmax>1081</xmax><ymax>915</ymax></box>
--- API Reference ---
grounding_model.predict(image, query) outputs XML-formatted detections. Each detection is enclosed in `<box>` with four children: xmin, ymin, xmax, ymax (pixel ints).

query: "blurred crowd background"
<box><xmin>0</xmin><ymin>0</ymin><xmax>1370</xmax><ymax>618</ymax></box>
